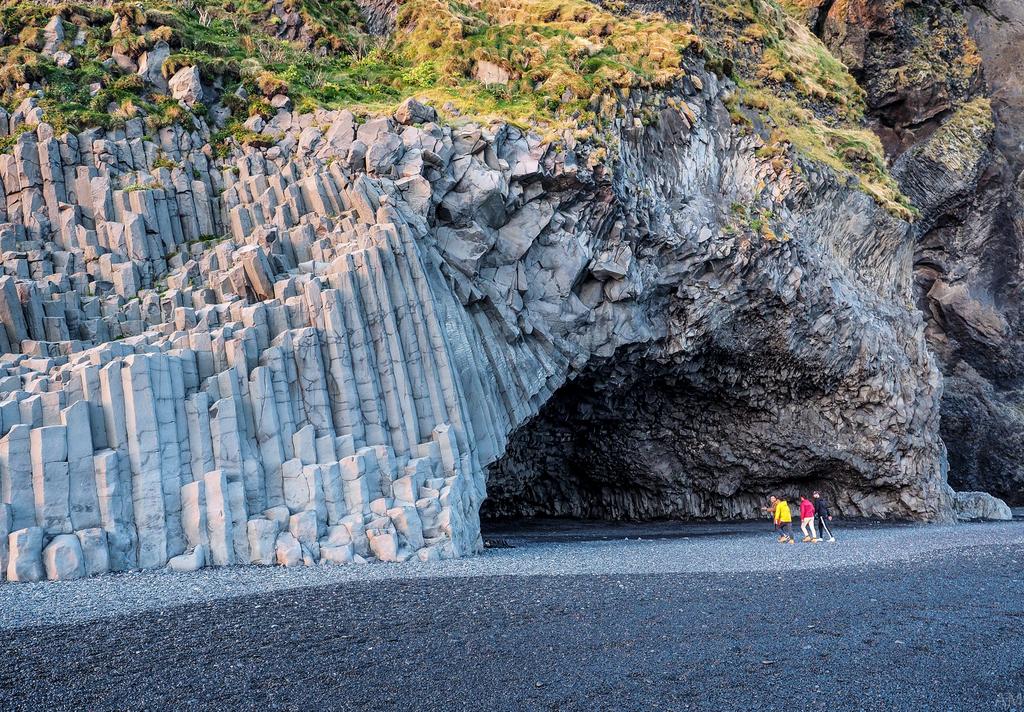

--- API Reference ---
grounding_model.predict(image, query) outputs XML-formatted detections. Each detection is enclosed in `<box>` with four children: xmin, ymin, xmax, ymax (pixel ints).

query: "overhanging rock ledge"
<box><xmin>0</xmin><ymin>78</ymin><xmax>1004</xmax><ymax>581</ymax></box>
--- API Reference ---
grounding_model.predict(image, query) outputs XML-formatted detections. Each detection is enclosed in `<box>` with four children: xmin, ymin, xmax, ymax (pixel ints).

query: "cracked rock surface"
<box><xmin>801</xmin><ymin>0</ymin><xmax>1024</xmax><ymax>506</ymax></box>
<box><xmin>0</xmin><ymin>33</ymin><xmax>1011</xmax><ymax>584</ymax></box>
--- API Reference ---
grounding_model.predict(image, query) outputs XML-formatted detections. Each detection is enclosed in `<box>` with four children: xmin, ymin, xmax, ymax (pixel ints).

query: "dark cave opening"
<box><xmin>482</xmin><ymin>361</ymin><xmax>853</xmax><ymax>523</ymax></box>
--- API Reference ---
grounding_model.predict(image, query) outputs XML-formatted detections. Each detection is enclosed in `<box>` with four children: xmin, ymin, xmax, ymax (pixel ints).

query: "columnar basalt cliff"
<box><xmin>0</xmin><ymin>0</ymin><xmax>1013</xmax><ymax>582</ymax></box>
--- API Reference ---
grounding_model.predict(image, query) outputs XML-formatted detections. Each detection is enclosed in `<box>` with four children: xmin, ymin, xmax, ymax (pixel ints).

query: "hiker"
<box><xmin>813</xmin><ymin>490</ymin><xmax>836</xmax><ymax>543</ymax></box>
<box><xmin>769</xmin><ymin>495</ymin><xmax>795</xmax><ymax>544</ymax></box>
<box><xmin>799</xmin><ymin>495</ymin><xmax>818</xmax><ymax>542</ymax></box>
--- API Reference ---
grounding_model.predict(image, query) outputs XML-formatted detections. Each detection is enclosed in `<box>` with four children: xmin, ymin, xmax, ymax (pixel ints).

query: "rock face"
<box><xmin>952</xmin><ymin>490</ymin><xmax>1012</xmax><ymax>522</ymax></box>
<box><xmin>0</xmin><ymin>105</ymin><xmax>497</xmax><ymax>579</ymax></box>
<box><xmin>484</xmin><ymin>92</ymin><xmax>948</xmax><ymax>522</ymax></box>
<box><xmin>0</xmin><ymin>44</ymin><xmax>1005</xmax><ymax>581</ymax></box>
<box><xmin>806</xmin><ymin>0</ymin><xmax>1024</xmax><ymax>505</ymax></box>
<box><xmin>137</xmin><ymin>41</ymin><xmax>171</xmax><ymax>93</ymax></box>
<box><xmin>355</xmin><ymin>0</ymin><xmax>398</xmax><ymax>35</ymax></box>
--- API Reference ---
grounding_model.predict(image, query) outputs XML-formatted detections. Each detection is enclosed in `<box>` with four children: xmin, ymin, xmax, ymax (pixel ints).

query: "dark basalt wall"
<box><xmin>806</xmin><ymin>0</ymin><xmax>1024</xmax><ymax>504</ymax></box>
<box><xmin>483</xmin><ymin>73</ymin><xmax>951</xmax><ymax>522</ymax></box>
<box><xmin>486</xmin><ymin>352</ymin><xmax>922</xmax><ymax>521</ymax></box>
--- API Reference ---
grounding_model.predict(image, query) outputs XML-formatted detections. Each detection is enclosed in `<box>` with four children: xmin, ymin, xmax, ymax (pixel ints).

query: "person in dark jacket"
<box><xmin>812</xmin><ymin>491</ymin><xmax>835</xmax><ymax>543</ymax></box>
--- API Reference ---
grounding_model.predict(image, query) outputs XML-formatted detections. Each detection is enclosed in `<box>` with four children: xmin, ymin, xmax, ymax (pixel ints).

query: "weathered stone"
<box><xmin>275</xmin><ymin>531</ymin><xmax>302</xmax><ymax>567</ymax></box>
<box><xmin>53</xmin><ymin>50</ymin><xmax>74</xmax><ymax>68</ymax></box>
<box><xmin>319</xmin><ymin>543</ymin><xmax>353</xmax><ymax>564</ymax></box>
<box><xmin>169</xmin><ymin>545</ymin><xmax>206</xmax><ymax>572</ymax></box>
<box><xmin>204</xmin><ymin>470</ymin><xmax>234</xmax><ymax>566</ymax></box>
<box><xmin>366</xmin><ymin>526</ymin><xmax>399</xmax><ymax>562</ymax></box>
<box><xmin>6</xmin><ymin>527</ymin><xmax>44</xmax><ymax>582</ymax></box>
<box><xmin>271</xmin><ymin>94</ymin><xmax>292</xmax><ymax>112</ymax></box>
<box><xmin>387</xmin><ymin>504</ymin><xmax>424</xmax><ymax>550</ymax></box>
<box><xmin>138</xmin><ymin>41</ymin><xmax>171</xmax><ymax>92</ymax></box>
<box><xmin>474</xmin><ymin>60</ymin><xmax>511</xmax><ymax>86</ymax></box>
<box><xmin>365</xmin><ymin>133</ymin><xmax>404</xmax><ymax>176</ymax></box>
<box><xmin>0</xmin><ymin>504</ymin><xmax>9</xmax><ymax>579</ymax></box>
<box><xmin>395</xmin><ymin>98</ymin><xmax>438</xmax><ymax>126</ymax></box>
<box><xmin>0</xmin><ymin>425</ymin><xmax>34</xmax><ymax>532</ymax></box>
<box><xmin>289</xmin><ymin>509</ymin><xmax>319</xmax><ymax>551</ymax></box>
<box><xmin>247</xmin><ymin>518</ymin><xmax>279</xmax><ymax>565</ymax></box>
<box><xmin>76</xmin><ymin>527</ymin><xmax>110</xmax><ymax>576</ymax></box>
<box><xmin>322</xmin><ymin>524</ymin><xmax>352</xmax><ymax>547</ymax></box>
<box><xmin>30</xmin><ymin>426</ymin><xmax>71</xmax><ymax>535</ymax></box>
<box><xmin>61</xmin><ymin>401</ymin><xmax>101</xmax><ymax>530</ymax></box>
<box><xmin>122</xmin><ymin>356</ymin><xmax>168</xmax><ymax>568</ymax></box>
<box><xmin>263</xmin><ymin>505</ymin><xmax>291</xmax><ymax>531</ymax></box>
<box><xmin>43</xmin><ymin>533</ymin><xmax>86</xmax><ymax>581</ymax></box>
<box><xmin>417</xmin><ymin>545</ymin><xmax>441</xmax><ymax>563</ymax></box>
<box><xmin>227</xmin><ymin>480</ymin><xmax>250</xmax><ymax>564</ymax></box>
<box><xmin>181</xmin><ymin>480</ymin><xmax>208</xmax><ymax>548</ymax></box>
<box><xmin>41</xmin><ymin>16</ymin><xmax>65</xmax><ymax>57</ymax></box>
<box><xmin>0</xmin><ymin>32</ymin><xmax>1013</xmax><ymax>589</ymax></box>
<box><xmin>169</xmin><ymin>66</ymin><xmax>203</xmax><ymax>107</ymax></box>
<box><xmin>953</xmin><ymin>491</ymin><xmax>1013</xmax><ymax>521</ymax></box>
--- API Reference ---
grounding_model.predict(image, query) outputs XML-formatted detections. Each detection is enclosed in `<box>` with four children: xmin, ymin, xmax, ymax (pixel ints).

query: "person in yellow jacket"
<box><xmin>769</xmin><ymin>495</ymin><xmax>795</xmax><ymax>544</ymax></box>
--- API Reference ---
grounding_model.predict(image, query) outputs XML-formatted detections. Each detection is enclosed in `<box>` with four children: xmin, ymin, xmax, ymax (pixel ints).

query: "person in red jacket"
<box><xmin>799</xmin><ymin>495</ymin><xmax>818</xmax><ymax>542</ymax></box>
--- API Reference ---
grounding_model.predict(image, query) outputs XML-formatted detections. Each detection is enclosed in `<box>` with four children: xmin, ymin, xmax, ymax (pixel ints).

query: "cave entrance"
<box><xmin>481</xmin><ymin>359</ymin><xmax>849</xmax><ymax>525</ymax></box>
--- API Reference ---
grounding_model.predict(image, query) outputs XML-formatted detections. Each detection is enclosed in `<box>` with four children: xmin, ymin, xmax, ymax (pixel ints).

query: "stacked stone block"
<box><xmin>0</xmin><ymin>101</ymin><xmax>575</xmax><ymax>582</ymax></box>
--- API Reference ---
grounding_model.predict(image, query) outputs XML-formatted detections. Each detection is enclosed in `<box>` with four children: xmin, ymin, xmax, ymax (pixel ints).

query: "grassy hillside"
<box><xmin>0</xmin><ymin>0</ymin><xmax>911</xmax><ymax>216</ymax></box>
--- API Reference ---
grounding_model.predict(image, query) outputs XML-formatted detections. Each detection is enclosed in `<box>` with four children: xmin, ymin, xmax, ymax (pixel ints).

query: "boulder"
<box><xmin>270</xmin><ymin>94</ymin><xmax>292</xmax><ymax>112</ymax></box>
<box><xmin>365</xmin><ymin>132</ymin><xmax>405</xmax><ymax>175</ymax></box>
<box><xmin>169</xmin><ymin>66</ymin><xmax>203</xmax><ymax>107</ymax></box>
<box><xmin>417</xmin><ymin>545</ymin><xmax>442</xmax><ymax>563</ymax></box>
<box><xmin>322</xmin><ymin>524</ymin><xmax>352</xmax><ymax>547</ymax></box>
<box><xmin>52</xmin><ymin>51</ymin><xmax>75</xmax><ymax>68</ymax></box>
<box><xmin>7</xmin><ymin>527</ymin><xmax>44</xmax><ymax>583</ymax></box>
<box><xmin>111</xmin><ymin>49</ymin><xmax>137</xmax><ymax>74</ymax></box>
<box><xmin>440</xmin><ymin>159</ymin><xmax>507</xmax><ymax>228</ymax></box>
<box><xmin>320</xmin><ymin>543</ymin><xmax>353</xmax><ymax>564</ymax></box>
<box><xmin>367</xmin><ymin>527</ymin><xmax>399</xmax><ymax>562</ymax></box>
<box><xmin>474</xmin><ymin>60</ymin><xmax>511</xmax><ymax>86</ymax></box>
<box><xmin>494</xmin><ymin>199</ymin><xmax>554</xmax><ymax>262</ymax></box>
<box><xmin>169</xmin><ymin>545</ymin><xmax>207</xmax><ymax>572</ymax></box>
<box><xmin>395</xmin><ymin>98</ymin><xmax>438</xmax><ymax>126</ymax></box>
<box><xmin>275</xmin><ymin>532</ymin><xmax>302</xmax><ymax>567</ymax></box>
<box><xmin>953</xmin><ymin>491</ymin><xmax>1013</xmax><ymax>521</ymax></box>
<box><xmin>297</xmin><ymin>128</ymin><xmax>322</xmax><ymax>157</ymax></box>
<box><xmin>436</xmin><ymin>223</ymin><xmax>495</xmax><ymax>276</ymax></box>
<box><xmin>43</xmin><ymin>534</ymin><xmax>86</xmax><ymax>581</ymax></box>
<box><xmin>41</xmin><ymin>16</ymin><xmax>64</xmax><ymax>57</ymax></box>
<box><xmin>138</xmin><ymin>41</ymin><xmax>171</xmax><ymax>92</ymax></box>
<box><xmin>289</xmin><ymin>510</ymin><xmax>319</xmax><ymax>548</ymax></box>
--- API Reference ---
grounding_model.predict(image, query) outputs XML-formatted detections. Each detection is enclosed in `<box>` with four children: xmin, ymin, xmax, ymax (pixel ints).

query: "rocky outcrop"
<box><xmin>0</xmin><ymin>34</ymin><xmax>1006</xmax><ymax>581</ymax></box>
<box><xmin>952</xmin><ymin>490</ymin><xmax>1012</xmax><ymax>521</ymax></box>
<box><xmin>0</xmin><ymin>107</ymin><xmax>498</xmax><ymax>579</ymax></box>
<box><xmin>801</xmin><ymin>0</ymin><xmax>982</xmax><ymax>155</ymax></box>
<box><xmin>355</xmin><ymin>0</ymin><xmax>398</xmax><ymax>35</ymax></box>
<box><xmin>484</xmin><ymin>88</ymin><xmax>950</xmax><ymax>522</ymax></box>
<box><xmin>806</xmin><ymin>0</ymin><xmax>1024</xmax><ymax>505</ymax></box>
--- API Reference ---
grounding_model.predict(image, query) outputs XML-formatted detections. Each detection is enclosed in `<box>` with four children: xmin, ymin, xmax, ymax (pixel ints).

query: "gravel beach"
<box><xmin>2</xmin><ymin>519</ymin><xmax>1022</xmax><ymax>711</ymax></box>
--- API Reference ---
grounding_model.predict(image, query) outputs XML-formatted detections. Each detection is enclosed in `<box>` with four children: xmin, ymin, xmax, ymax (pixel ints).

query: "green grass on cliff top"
<box><xmin>0</xmin><ymin>0</ymin><xmax>911</xmax><ymax>217</ymax></box>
